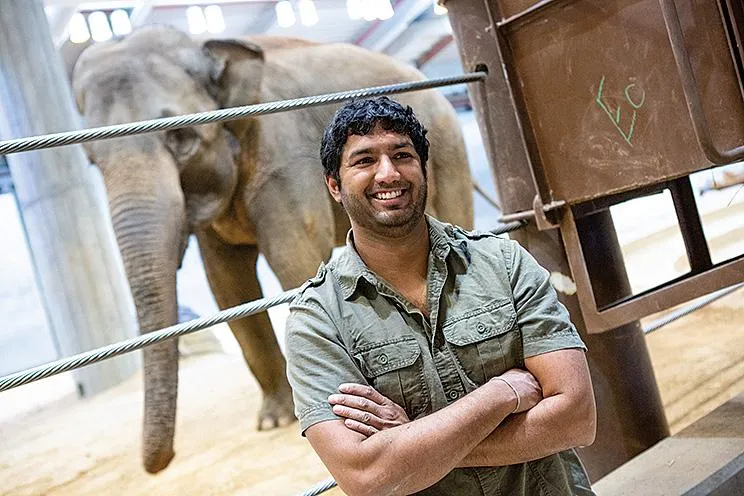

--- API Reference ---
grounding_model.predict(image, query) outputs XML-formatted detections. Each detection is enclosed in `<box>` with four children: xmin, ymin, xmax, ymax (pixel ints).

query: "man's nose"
<box><xmin>375</xmin><ymin>155</ymin><xmax>401</xmax><ymax>183</ymax></box>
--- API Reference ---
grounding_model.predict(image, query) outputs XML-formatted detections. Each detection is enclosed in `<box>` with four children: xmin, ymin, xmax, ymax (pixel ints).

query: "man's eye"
<box><xmin>394</xmin><ymin>152</ymin><xmax>413</xmax><ymax>159</ymax></box>
<box><xmin>354</xmin><ymin>157</ymin><xmax>374</xmax><ymax>166</ymax></box>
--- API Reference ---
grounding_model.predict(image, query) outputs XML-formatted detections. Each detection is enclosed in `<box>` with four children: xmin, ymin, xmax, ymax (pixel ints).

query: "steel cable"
<box><xmin>0</xmin><ymin>218</ymin><xmax>526</xmax><ymax>393</ymax></box>
<box><xmin>295</xmin><ymin>477</ymin><xmax>338</xmax><ymax>496</ymax></box>
<box><xmin>0</xmin><ymin>72</ymin><xmax>486</xmax><ymax>156</ymax></box>
<box><xmin>490</xmin><ymin>220</ymin><xmax>527</xmax><ymax>235</ymax></box>
<box><xmin>643</xmin><ymin>282</ymin><xmax>743</xmax><ymax>334</ymax></box>
<box><xmin>0</xmin><ymin>289</ymin><xmax>299</xmax><ymax>392</ymax></box>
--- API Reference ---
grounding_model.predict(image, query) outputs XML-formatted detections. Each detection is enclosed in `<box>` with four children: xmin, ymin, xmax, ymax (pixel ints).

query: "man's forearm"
<box><xmin>457</xmin><ymin>392</ymin><xmax>596</xmax><ymax>467</ymax></box>
<box><xmin>322</xmin><ymin>379</ymin><xmax>516</xmax><ymax>496</ymax></box>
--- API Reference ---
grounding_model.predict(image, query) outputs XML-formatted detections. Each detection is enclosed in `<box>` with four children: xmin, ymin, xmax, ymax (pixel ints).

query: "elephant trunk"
<box><xmin>104</xmin><ymin>156</ymin><xmax>188</xmax><ymax>474</ymax></box>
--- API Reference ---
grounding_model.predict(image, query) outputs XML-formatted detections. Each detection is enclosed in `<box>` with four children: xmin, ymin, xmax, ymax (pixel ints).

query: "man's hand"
<box><xmin>496</xmin><ymin>368</ymin><xmax>543</xmax><ymax>413</ymax></box>
<box><xmin>328</xmin><ymin>383</ymin><xmax>410</xmax><ymax>437</ymax></box>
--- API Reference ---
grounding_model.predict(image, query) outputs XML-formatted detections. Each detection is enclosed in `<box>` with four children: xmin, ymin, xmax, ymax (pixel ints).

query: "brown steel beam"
<box><xmin>660</xmin><ymin>0</ymin><xmax>744</xmax><ymax>164</ymax></box>
<box><xmin>511</xmin><ymin>222</ymin><xmax>669</xmax><ymax>480</ymax></box>
<box><xmin>668</xmin><ymin>177</ymin><xmax>713</xmax><ymax>274</ymax></box>
<box><xmin>446</xmin><ymin>0</ymin><xmax>671</xmax><ymax>480</ymax></box>
<box><xmin>561</xmin><ymin>206</ymin><xmax>744</xmax><ymax>333</ymax></box>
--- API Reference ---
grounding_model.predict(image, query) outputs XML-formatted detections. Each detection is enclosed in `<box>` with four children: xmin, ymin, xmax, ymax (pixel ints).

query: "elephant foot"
<box><xmin>143</xmin><ymin>447</ymin><xmax>175</xmax><ymax>474</ymax></box>
<box><xmin>257</xmin><ymin>389</ymin><xmax>296</xmax><ymax>430</ymax></box>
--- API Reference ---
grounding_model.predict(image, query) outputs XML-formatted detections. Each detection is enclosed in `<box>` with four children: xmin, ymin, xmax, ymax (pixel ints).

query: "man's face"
<box><xmin>326</xmin><ymin>124</ymin><xmax>427</xmax><ymax>238</ymax></box>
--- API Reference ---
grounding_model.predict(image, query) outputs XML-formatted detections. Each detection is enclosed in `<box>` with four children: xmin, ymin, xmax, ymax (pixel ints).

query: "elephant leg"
<box><xmin>195</xmin><ymin>226</ymin><xmax>294</xmax><ymax>430</ymax></box>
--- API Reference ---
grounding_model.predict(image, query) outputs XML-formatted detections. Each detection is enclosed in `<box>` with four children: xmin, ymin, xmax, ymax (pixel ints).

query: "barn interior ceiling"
<box><xmin>43</xmin><ymin>0</ymin><xmax>466</xmax><ymax>100</ymax></box>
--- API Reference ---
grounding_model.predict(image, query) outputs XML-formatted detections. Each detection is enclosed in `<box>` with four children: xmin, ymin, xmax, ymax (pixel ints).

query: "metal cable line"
<box><xmin>0</xmin><ymin>221</ymin><xmax>525</xmax><ymax>393</ymax></box>
<box><xmin>0</xmin><ymin>289</ymin><xmax>298</xmax><ymax>392</ymax></box>
<box><xmin>0</xmin><ymin>72</ymin><xmax>486</xmax><ymax>156</ymax></box>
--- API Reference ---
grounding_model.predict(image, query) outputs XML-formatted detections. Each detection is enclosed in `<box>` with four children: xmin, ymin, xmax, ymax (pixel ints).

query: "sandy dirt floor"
<box><xmin>1</xmin><ymin>288</ymin><xmax>742</xmax><ymax>496</ymax></box>
<box><xmin>1</xmin><ymin>195</ymin><xmax>742</xmax><ymax>495</ymax></box>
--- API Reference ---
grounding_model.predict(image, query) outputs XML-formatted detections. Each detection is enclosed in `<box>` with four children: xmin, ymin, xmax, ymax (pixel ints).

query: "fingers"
<box><xmin>331</xmin><ymin>403</ymin><xmax>386</xmax><ymax>430</ymax></box>
<box><xmin>338</xmin><ymin>383</ymin><xmax>390</xmax><ymax>405</ymax></box>
<box><xmin>329</xmin><ymin>392</ymin><xmax>384</xmax><ymax>417</ymax></box>
<box><xmin>329</xmin><ymin>384</ymin><xmax>411</xmax><ymax>432</ymax></box>
<box><xmin>343</xmin><ymin>418</ymin><xmax>379</xmax><ymax>437</ymax></box>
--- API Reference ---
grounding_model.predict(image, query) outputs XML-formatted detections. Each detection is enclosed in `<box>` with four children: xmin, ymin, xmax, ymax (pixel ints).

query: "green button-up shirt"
<box><xmin>286</xmin><ymin>216</ymin><xmax>594</xmax><ymax>495</ymax></box>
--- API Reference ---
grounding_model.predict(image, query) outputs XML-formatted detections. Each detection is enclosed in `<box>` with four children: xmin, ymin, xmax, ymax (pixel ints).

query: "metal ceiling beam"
<box><xmin>130</xmin><ymin>0</ymin><xmax>156</xmax><ymax>26</ymax></box>
<box><xmin>414</xmin><ymin>33</ymin><xmax>452</xmax><ymax>68</ymax></box>
<box><xmin>355</xmin><ymin>0</ymin><xmax>434</xmax><ymax>53</ymax></box>
<box><xmin>384</xmin><ymin>15</ymin><xmax>451</xmax><ymax>62</ymax></box>
<box><xmin>244</xmin><ymin>4</ymin><xmax>277</xmax><ymax>34</ymax></box>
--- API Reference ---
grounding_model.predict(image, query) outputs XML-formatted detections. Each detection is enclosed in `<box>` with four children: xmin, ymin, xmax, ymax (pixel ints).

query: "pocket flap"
<box><xmin>354</xmin><ymin>337</ymin><xmax>421</xmax><ymax>377</ymax></box>
<box><xmin>443</xmin><ymin>299</ymin><xmax>517</xmax><ymax>346</ymax></box>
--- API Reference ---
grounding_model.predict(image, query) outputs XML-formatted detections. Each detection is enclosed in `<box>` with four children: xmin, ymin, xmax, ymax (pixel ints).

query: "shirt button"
<box><xmin>447</xmin><ymin>390</ymin><xmax>459</xmax><ymax>400</ymax></box>
<box><xmin>378</xmin><ymin>353</ymin><xmax>389</xmax><ymax>364</ymax></box>
<box><xmin>476</xmin><ymin>322</ymin><xmax>486</xmax><ymax>333</ymax></box>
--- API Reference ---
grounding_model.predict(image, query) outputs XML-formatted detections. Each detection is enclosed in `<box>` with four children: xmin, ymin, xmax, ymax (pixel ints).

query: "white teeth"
<box><xmin>375</xmin><ymin>190</ymin><xmax>403</xmax><ymax>200</ymax></box>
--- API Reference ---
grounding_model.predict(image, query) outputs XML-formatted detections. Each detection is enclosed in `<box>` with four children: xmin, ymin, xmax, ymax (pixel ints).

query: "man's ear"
<box><xmin>325</xmin><ymin>175</ymin><xmax>342</xmax><ymax>203</ymax></box>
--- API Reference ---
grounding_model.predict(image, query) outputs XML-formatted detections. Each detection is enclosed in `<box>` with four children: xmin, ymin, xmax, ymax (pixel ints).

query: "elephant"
<box><xmin>72</xmin><ymin>25</ymin><xmax>474</xmax><ymax>473</ymax></box>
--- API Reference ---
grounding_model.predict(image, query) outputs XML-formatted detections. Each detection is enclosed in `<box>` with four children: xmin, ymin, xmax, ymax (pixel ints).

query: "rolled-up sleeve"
<box><xmin>285</xmin><ymin>297</ymin><xmax>368</xmax><ymax>435</ymax></box>
<box><xmin>506</xmin><ymin>240</ymin><xmax>586</xmax><ymax>358</ymax></box>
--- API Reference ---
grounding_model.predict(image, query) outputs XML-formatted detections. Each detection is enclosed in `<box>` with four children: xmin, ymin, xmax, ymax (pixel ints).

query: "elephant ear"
<box><xmin>202</xmin><ymin>39</ymin><xmax>264</xmax><ymax>108</ymax></box>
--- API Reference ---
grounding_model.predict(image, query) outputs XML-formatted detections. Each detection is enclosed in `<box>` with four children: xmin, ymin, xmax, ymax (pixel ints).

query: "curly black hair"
<box><xmin>320</xmin><ymin>96</ymin><xmax>429</xmax><ymax>184</ymax></box>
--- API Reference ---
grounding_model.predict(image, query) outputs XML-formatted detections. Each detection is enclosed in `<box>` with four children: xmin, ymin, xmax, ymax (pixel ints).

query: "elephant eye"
<box><xmin>164</xmin><ymin>127</ymin><xmax>201</xmax><ymax>163</ymax></box>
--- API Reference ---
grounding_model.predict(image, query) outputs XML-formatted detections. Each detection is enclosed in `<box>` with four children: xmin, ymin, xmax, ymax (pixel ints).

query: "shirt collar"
<box><xmin>333</xmin><ymin>215</ymin><xmax>471</xmax><ymax>300</ymax></box>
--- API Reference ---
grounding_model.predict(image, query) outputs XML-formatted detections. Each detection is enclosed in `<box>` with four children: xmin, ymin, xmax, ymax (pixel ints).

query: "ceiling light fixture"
<box><xmin>110</xmin><ymin>9</ymin><xmax>132</xmax><ymax>36</ymax></box>
<box><xmin>204</xmin><ymin>5</ymin><xmax>226</xmax><ymax>33</ymax></box>
<box><xmin>88</xmin><ymin>11</ymin><xmax>113</xmax><ymax>42</ymax></box>
<box><xmin>275</xmin><ymin>1</ymin><xmax>296</xmax><ymax>28</ymax></box>
<box><xmin>68</xmin><ymin>12</ymin><xmax>91</xmax><ymax>44</ymax></box>
<box><xmin>186</xmin><ymin>5</ymin><xmax>207</xmax><ymax>34</ymax></box>
<box><xmin>373</xmin><ymin>0</ymin><xmax>394</xmax><ymax>20</ymax></box>
<box><xmin>297</xmin><ymin>0</ymin><xmax>319</xmax><ymax>26</ymax></box>
<box><xmin>361</xmin><ymin>0</ymin><xmax>377</xmax><ymax>21</ymax></box>
<box><xmin>346</xmin><ymin>0</ymin><xmax>363</xmax><ymax>20</ymax></box>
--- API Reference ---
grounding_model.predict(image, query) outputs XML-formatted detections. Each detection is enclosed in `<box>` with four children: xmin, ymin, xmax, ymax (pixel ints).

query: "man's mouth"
<box><xmin>371</xmin><ymin>189</ymin><xmax>405</xmax><ymax>200</ymax></box>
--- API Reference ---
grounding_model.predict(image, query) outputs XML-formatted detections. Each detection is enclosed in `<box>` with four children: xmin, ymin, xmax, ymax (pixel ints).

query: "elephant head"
<box><xmin>72</xmin><ymin>26</ymin><xmax>263</xmax><ymax>473</ymax></box>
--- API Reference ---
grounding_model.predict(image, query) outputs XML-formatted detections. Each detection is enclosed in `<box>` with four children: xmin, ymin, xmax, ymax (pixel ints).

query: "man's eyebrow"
<box><xmin>347</xmin><ymin>141</ymin><xmax>413</xmax><ymax>159</ymax></box>
<box><xmin>348</xmin><ymin>147</ymin><xmax>375</xmax><ymax>159</ymax></box>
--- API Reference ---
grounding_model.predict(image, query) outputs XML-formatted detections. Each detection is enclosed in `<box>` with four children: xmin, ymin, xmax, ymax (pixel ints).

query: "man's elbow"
<box><xmin>335</xmin><ymin>465</ymin><xmax>409</xmax><ymax>496</ymax></box>
<box><xmin>571</xmin><ymin>395</ymin><xmax>597</xmax><ymax>447</ymax></box>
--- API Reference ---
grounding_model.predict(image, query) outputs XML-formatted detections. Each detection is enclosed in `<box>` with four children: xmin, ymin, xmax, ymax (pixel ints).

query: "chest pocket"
<box><xmin>442</xmin><ymin>298</ymin><xmax>521</xmax><ymax>386</ymax></box>
<box><xmin>353</xmin><ymin>336</ymin><xmax>430</xmax><ymax>419</ymax></box>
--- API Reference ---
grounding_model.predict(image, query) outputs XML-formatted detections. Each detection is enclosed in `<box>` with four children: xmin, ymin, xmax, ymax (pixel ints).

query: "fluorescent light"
<box><xmin>346</xmin><ymin>0</ymin><xmax>363</xmax><ymax>20</ymax></box>
<box><xmin>373</xmin><ymin>0</ymin><xmax>394</xmax><ymax>20</ymax></box>
<box><xmin>275</xmin><ymin>1</ymin><xmax>296</xmax><ymax>28</ymax></box>
<box><xmin>110</xmin><ymin>9</ymin><xmax>132</xmax><ymax>36</ymax></box>
<box><xmin>361</xmin><ymin>0</ymin><xmax>377</xmax><ymax>21</ymax></box>
<box><xmin>186</xmin><ymin>5</ymin><xmax>207</xmax><ymax>35</ymax></box>
<box><xmin>297</xmin><ymin>0</ymin><xmax>319</xmax><ymax>26</ymax></box>
<box><xmin>88</xmin><ymin>11</ymin><xmax>113</xmax><ymax>42</ymax></box>
<box><xmin>204</xmin><ymin>5</ymin><xmax>226</xmax><ymax>34</ymax></box>
<box><xmin>433</xmin><ymin>1</ymin><xmax>448</xmax><ymax>15</ymax></box>
<box><xmin>69</xmin><ymin>12</ymin><xmax>91</xmax><ymax>44</ymax></box>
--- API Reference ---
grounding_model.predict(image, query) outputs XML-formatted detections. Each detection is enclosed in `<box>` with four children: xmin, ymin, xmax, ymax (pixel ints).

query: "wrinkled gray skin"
<box><xmin>72</xmin><ymin>25</ymin><xmax>473</xmax><ymax>474</ymax></box>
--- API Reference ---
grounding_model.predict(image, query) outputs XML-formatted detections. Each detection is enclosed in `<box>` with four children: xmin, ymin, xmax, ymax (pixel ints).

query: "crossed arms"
<box><xmin>305</xmin><ymin>348</ymin><xmax>596</xmax><ymax>496</ymax></box>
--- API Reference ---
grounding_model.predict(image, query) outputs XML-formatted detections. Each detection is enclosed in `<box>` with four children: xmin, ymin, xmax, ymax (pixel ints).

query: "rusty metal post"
<box><xmin>446</xmin><ymin>0</ymin><xmax>670</xmax><ymax>480</ymax></box>
<box><xmin>510</xmin><ymin>219</ymin><xmax>669</xmax><ymax>480</ymax></box>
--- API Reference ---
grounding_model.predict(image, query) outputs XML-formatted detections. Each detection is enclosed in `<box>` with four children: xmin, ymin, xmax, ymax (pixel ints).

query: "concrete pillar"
<box><xmin>0</xmin><ymin>0</ymin><xmax>140</xmax><ymax>396</ymax></box>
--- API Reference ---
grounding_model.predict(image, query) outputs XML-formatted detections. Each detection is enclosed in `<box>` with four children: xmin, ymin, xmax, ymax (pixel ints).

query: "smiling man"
<box><xmin>285</xmin><ymin>97</ymin><xmax>597</xmax><ymax>495</ymax></box>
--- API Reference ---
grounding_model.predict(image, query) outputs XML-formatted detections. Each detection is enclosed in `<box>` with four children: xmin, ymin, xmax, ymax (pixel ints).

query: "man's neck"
<box><xmin>352</xmin><ymin>217</ymin><xmax>430</xmax><ymax>287</ymax></box>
